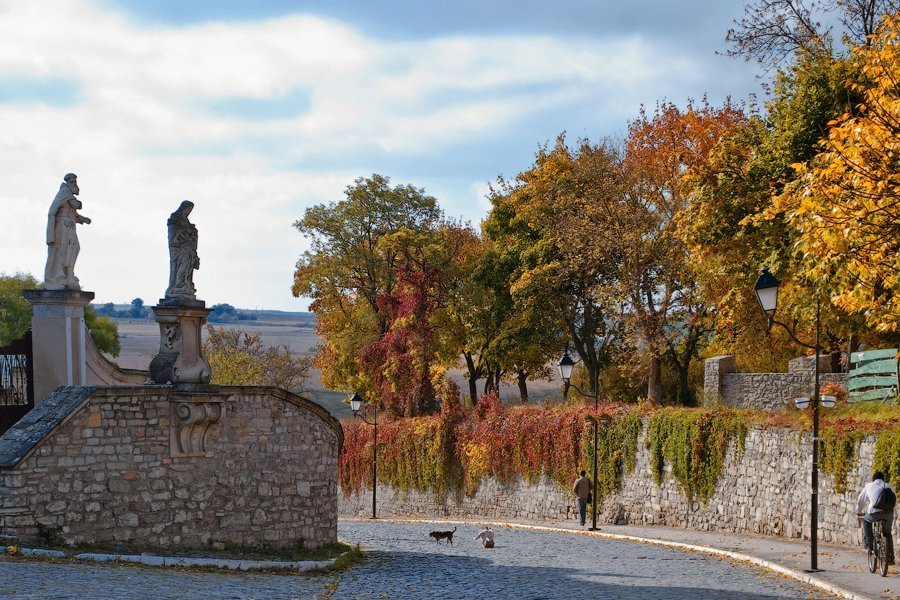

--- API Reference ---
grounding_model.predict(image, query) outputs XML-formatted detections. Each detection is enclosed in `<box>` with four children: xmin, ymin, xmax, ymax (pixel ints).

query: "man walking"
<box><xmin>573</xmin><ymin>470</ymin><xmax>592</xmax><ymax>527</ymax></box>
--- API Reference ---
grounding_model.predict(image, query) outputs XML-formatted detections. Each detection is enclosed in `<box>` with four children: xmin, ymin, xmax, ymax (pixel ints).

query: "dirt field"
<box><xmin>111</xmin><ymin>316</ymin><xmax>564</xmax><ymax>419</ymax></box>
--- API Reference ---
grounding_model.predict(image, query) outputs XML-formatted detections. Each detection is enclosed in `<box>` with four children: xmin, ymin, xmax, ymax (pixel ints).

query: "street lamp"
<box><xmin>753</xmin><ymin>267</ymin><xmax>823</xmax><ymax>572</ymax></box>
<box><xmin>350</xmin><ymin>391</ymin><xmax>379</xmax><ymax>520</ymax></box>
<box><xmin>558</xmin><ymin>352</ymin><xmax>606</xmax><ymax>531</ymax></box>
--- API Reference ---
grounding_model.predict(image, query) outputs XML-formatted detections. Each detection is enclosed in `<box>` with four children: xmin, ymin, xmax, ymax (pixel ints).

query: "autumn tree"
<box><xmin>436</xmin><ymin>235</ymin><xmax>499</xmax><ymax>406</ymax></box>
<box><xmin>293</xmin><ymin>174</ymin><xmax>441</xmax><ymax>394</ymax></box>
<box><xmin>682</xmin><ymin>29</ymin><xmax>870</xmax><ymax>370</ymax></box>
<box><xmin>360</xmin><ymin>223</ymin><xmax>476</xmax><ymax>417</ymax></box>
<box><xmin>486</xmin><ymin>136</ymin><xmax>618</xmax><ymax>402</ymax></box>
<box><xmin>204</xmin><ymin>325</ymin><xmax>311</xmax><ymax>390</ymax></box>
<box><xmin>617</xmin><ymin>99</ymin><xmax>748</xmax><ymax>404</ymax></box>
<box><xmin>784</xmin><ymin>13</ymin><xmax>900</xmax><ymax>332</ymax></box>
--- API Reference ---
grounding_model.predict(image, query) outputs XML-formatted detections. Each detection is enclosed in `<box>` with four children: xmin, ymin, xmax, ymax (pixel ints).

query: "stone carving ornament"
<box><xmin>44</xmin><ymin>173</ymin><xmax>91</xmax><ymax>290</ymax></box>
<box><xmin>165</xmin><ymin>200</ymin><xmax>200</xmax><ymax>300</ymax></box>
<box><xmin>172</xmin><ymin>399</ymin><xmax>223</xmax><ymax>455</ymax></box>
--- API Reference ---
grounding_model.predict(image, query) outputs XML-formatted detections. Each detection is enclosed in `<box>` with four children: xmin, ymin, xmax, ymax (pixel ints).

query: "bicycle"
<box><xmin>867</xmin><ymin>518</ymin><xmax>890</xmax><ymax>577</ymax></box>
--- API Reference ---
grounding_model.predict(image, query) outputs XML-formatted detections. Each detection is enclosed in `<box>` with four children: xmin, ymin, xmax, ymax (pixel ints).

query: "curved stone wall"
<box><xmin>0</xmin><ymin>385</ymin><xmax>342</xmax><ymax>549</ymax></box>
<box><xmin>340</xmin><ymin>425</ymin><xmax>875</xmax><ymax>548</ymax></box>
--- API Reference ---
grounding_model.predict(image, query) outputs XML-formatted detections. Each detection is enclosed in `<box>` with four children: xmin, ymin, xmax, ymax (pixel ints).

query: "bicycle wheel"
<box><xmin>869</xmin><ymin>522</ymin><xmax>881</xmax><ymax>573</ymax></box>
<box><xmin>880</xmin><ymin>530</ymin><xmax>890</xmax><ymax>577</ymax></box>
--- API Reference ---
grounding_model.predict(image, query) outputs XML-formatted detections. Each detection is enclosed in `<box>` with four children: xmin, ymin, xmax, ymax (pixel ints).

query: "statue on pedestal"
<box><xmin>165</xmin><ymin>200</ymin><xmax>200</xmax><ymax>300</ymax></box>
<box><xmin>44</xmin><ymin>173</ymin><xmax>91</xmax><ymax>290</ymax></box>
<box><xmin>150</xmin><ymin>200</ymin><xmax>212</xmax><ymax>386</ymax></box>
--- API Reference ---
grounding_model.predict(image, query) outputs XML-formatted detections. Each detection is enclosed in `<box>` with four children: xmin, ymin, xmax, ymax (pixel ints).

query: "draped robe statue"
<box><xmin>165</xmin><ymin>200</ymin><xmax>200</xmax><ymax>300</ymax></box>
<box><xmin>44</xmin><ymin>173</ymin><xmax>91</xmax><ymax>290</ymax></box>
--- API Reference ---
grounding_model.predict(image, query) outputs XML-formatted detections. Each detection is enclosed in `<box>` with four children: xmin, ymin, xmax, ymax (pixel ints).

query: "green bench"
<box><xmin>850</xmin><ymin>348</ymin><xmax>899</xmax><ymax>402</ymax></box>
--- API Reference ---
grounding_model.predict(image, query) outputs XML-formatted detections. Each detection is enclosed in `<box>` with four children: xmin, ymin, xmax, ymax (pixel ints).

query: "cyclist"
<box><xmin>857</xmin><ymin>471</ymin><xmax>895</xmax><ymax>564</ymax></box>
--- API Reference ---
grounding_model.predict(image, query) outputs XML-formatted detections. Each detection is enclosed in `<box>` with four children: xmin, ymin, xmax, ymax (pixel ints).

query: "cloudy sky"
<box><xmin>0</xmin><ymin>0</ymin><xmax>763</xmax><ymax>311</ymax></box>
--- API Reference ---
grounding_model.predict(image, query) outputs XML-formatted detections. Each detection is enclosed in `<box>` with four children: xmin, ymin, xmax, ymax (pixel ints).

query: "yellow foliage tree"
<box><xmin>204</xmin><ymin>325</ymin><xmax>311</xmax><ymax>391</ymax></box>
<box><xmin>787</xmin><ymin>13</ymin><xmax>900</xmax><ymax>332</ymax></box>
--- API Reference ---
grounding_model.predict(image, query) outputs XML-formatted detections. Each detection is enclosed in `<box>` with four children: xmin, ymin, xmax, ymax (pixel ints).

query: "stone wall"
<box><xmin>84</xmin><ymin>331</ymin><xmax>148</xmax><ymax>386</ymax></box>
<box><xmin>704</xmin><ymin>355</ymin><xmax>848</xmax><ymax>410</ymax></box>
<box><xmin>340</xmin><ymin>425</ymin><xmax>876</xmax><ymax>548</ymax></box>
<box><xmin>0</xmin><ymin>385</ymin><xmax>342</xmax><ymax>549</ymax></box>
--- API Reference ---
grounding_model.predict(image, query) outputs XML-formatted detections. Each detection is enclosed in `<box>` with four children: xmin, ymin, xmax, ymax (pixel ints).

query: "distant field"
<box><xmin>110</xmin><ymin>313</ymin><xmax>565</xmax><ymax>420</ymax></box>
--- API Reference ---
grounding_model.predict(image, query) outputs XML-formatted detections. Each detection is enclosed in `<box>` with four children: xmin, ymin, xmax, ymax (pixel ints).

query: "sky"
<box><xmin>0</xmin><ymin>0</ymin><xmax>764</xmax><ymax>311</ymax></box>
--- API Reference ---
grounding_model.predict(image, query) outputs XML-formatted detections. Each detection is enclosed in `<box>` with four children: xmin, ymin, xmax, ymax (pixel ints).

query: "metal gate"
<box><xmin>0</xmin><ymin>330</ymin><xmax>33</xmax><ymax>436</ymax></box>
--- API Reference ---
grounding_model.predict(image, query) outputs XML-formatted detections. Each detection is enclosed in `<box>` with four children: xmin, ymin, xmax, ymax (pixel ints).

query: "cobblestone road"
<box><xmin>0</xmin><ymin>521</ymin><xmax>838</xmax><ymax>599</ymax></box>
<box><xmin>331</xmin><ymin>521</ymin><xmax>837</xmax><ymax>599</ymax></box>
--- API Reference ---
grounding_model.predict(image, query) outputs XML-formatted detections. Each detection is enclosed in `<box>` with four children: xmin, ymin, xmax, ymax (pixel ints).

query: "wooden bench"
<box><xmin>849</xmin><ymin>348</ymin><xmax>899</xmax><ymax>402</ymax></box>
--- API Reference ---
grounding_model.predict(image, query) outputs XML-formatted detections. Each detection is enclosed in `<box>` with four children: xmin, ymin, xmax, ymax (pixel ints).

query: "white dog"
<box><xmin>474</xmin><ymin>526</ymin><xmax>495</xmax><ymax>548</ymax></box>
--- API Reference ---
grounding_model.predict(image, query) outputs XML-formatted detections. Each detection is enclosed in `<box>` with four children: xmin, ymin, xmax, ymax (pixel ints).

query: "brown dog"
<box><xmin>428</xmin><ymin>526</ymin><xmax>456</xmax><ymax>545</ymax></box>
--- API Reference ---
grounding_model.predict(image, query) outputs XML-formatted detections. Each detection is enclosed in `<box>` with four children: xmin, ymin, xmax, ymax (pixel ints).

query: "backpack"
<box><xmin>873</xmin><ymin>485</ymin><xmax>897</xmax><ymax>511</ymax></box>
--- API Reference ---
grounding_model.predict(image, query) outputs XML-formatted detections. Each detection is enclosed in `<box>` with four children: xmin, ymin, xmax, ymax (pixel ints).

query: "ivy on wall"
<box><xmin>646</xmin><ymin>407</ymin><xmax>749</xmax><ymax>503</ymax></box>
<box><xmin>339</xmin><ymin>394</ymin><xmax>644</xmax><ymax>501</ymax></box>
<box><xmin>340</xmin><ymin>398</ymin><xmax>900</xmax><ymax>503</ymax></box>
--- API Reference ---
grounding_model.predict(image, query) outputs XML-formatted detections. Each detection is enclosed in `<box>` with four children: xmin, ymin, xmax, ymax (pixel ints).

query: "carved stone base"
<box><xmin>149</xmin><ymin>299</ymin><xmax>212</xmax><ymax>385</ymax></box>
<box><xmin>170</xmin><ymin>394</ymin><xmax>225</xmax><ymax>456</ymax></box>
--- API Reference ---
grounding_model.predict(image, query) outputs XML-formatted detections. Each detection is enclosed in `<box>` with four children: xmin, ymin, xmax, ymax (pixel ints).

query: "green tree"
<box><xmin>0</xmin><ymin>272</ymin><xmax>120</xmax><ymax>356</ymax></box>
<box><xmin>84</xmin><ymin>307</ymin><xmax>120</xmax><ymax>357</ymax></box>
<box><xmin>130</xmin><ymin>297</ymin><xmax>147</xmax><ymax>319</ymax></box>
<box><xmin>0</xmin><ymin>272</ymin><xmax>39</xmax><ymax>345</ymax></box>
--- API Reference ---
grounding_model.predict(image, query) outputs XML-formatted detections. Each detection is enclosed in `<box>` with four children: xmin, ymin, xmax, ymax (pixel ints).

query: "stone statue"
<box><xmin>165</xmin><ymin>200</ymin><xmax>200</xmax><ymax>300</ymax></box>
<box><xmin>44</xmin><ymin>173</ymin><xmax>91</xmax><ymax>290</ymax></box>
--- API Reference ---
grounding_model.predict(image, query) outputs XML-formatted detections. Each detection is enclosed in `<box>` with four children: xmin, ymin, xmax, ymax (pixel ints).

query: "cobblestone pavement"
<box><xmin>0</xmin><ymin>557</ymin><xmax>336</xmax><ymax>599</ymax></box>
<box><xmin>332</xmin><ymin>520</ymin><xmax>836</xmax><ymax>599</ymax></box>
<box><xmin>0</xmin><ymin>521</ymin><xmax>839</xmax><ymax>599</ymax></box>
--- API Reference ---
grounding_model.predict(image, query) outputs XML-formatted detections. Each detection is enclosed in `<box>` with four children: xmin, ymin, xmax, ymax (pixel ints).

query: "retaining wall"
<box><xmin>340</xmin><ymin>425</ymin><xmax>875</xmax><ymax>548</ymax></box>
<box><xmin>704</xmin><ymin>355</ymin><xmax>848</xmax><ymax>410</ymax></box>
<box><xmin>0</xmin><ymin>385</ymin><xmax>342</xmax><ymax>549</ymax></box>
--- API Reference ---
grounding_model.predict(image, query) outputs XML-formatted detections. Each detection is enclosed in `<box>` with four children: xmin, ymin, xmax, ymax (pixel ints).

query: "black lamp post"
<box><xmin>754</xmin><ymin>267</ymin><xmax>822</xmax><ymax>572</ymax></box>
<box><xmin>558</xmin><ymin>352</ymin><xmax>606</xmax><ymax>531</ymax></box>
<box><xmin>349</xmin><ymin>392</ymin><xmax>378</xmax><ymax>519</ymax></box>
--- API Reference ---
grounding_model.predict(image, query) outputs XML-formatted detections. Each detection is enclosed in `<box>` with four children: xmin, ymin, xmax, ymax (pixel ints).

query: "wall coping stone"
<box><xmin>0</xmin><ymin>386</ymin><xmax>97</xmax><ymax>468</ymax></box>
<box><xmin>0</xmin><ymin>384</ymin><xmax>344</xmax><ymax>470</ymax></box>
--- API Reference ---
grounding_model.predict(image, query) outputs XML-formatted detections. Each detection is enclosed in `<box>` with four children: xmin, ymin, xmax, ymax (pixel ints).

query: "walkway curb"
<box><xmin>1</xmin><ymin>546</ymin><xmax>337</xmax><ymax>572</ymax></box>
<box><xmin>349</xmin><ymin>518</ymin><xmax>873</xmax><ymax>600</ymax></box>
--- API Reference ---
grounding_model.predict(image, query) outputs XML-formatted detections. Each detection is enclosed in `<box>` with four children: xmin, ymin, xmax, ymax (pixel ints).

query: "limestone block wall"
<box><xmin>0</xmin><ymin>385</ymin><xmax>342</xmax><ymax>549</ymax></box>
<box><xmin>340</xmin><ymin>425</ymin><xmax>876</xmax><ymax>548</ymax></box>
<box><xmin>704</xmin><ymin>355</ymin><xmax>848</xmax><ymax>410</ymax></box>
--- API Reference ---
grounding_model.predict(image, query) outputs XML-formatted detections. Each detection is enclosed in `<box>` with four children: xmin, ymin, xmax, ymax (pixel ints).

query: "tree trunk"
<box><xmin>464</xmin><ymin>352</ymin><xmax>479</xmax><ymax>408</ymax></box>
<box><xmin>517</xmin><ymin>370</ymin><xmax>529</xmax><ymax>404</ymax></box>
<box><xmin>647</xmin><ymin>355</ymin><xmax>662</xmax><ymax>404</ymax></box>
<box><xmin>483</xmin><ymin>370</ymin><xmax>500</xmax><ymax>395</ymax></box>
<box><xmin>676</xmin><ymin>362</ymin><xmax>692</xmax><ymax>406</ymax></box>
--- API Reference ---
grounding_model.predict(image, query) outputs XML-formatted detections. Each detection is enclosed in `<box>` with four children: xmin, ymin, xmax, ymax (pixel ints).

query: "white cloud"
<box><xmin>0</xmin><ymin>0</ymin><xmax>753</xmax><ymax>310</ymax></box>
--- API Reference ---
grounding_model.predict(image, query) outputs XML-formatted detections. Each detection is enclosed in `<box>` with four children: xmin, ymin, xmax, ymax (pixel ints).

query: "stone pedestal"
<box><xmin>149</xmin><ymin>298</ymin><xmax>212</xmax><ymax>385</ymax></box>
<box><xmin>23</xmin><ymin>289</ymin><xmax>95</xmax><ymax>405</ymax></box>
